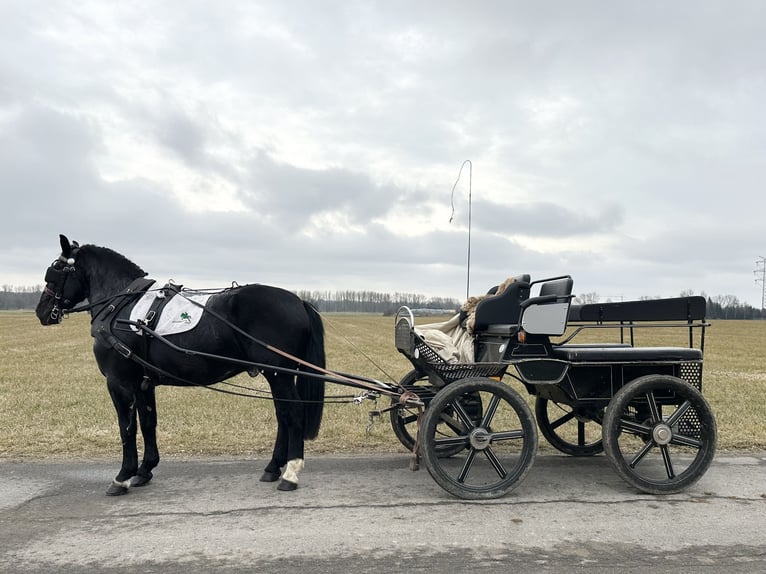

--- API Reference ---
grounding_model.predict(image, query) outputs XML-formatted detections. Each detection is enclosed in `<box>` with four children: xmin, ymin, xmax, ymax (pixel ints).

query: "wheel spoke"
<box><xmin>629</xmin><ymin>439</ymin><xmax>655</xmax><ymax>468</ymax></box>
<box><xmin>577</xmin><ymin>421</ymin><xmax>586</xmax><ymax>446</ymax></box>
<box><xmin>670</xmin><ymin>433</ymin><xmax>703</xmax><ymax>449</ymax></box>
<box><xmin>550</xmin><ymin>410</ymin><xmax>576</xmax><ymax>430</ymax></box>
<box><xmin>660</xmin><ymin>445</ymin><xmax>676</xmax><ymax>479</ymax></box>
<box><xmin>433</xmin><ymin>435</ymin><xmax>469</xmax><ymax>448</ymax></box>
<box><xmin>399</xmin><ymin>412</ymin><xmax>418</xmax><ymax>425</ymax></box>
<box><xmin>436</xmin><ymin>409</ymin><xmax>467</xmax><ymax>432</ymax></box>
<box><xmin>489</xmin><ymin>429</ymin><xmax>525</xmax><ymax>442</ymax></box>
<box><xmin>646</xmin><ymin>391</ymin><xmax>662</xmax><ymax>422</ymax></box>
<box><xmin>619</xmin><ymin>418</ymin><xmax>652</xmax><ymax>436</ymax></box>
<box><xmin>480</xmin><ymin>394</ymin><xmax>501</xmax><ymax>427</ymax></box>
<box><xmin>452</xmin><ymin>399</ymin><xmax>478</xmax><ymax>430</ymax></box>
<box><xmin>456</xmin><ymin>448</ymin><xmax>478</xmax><ymax>483</ymax></box>
<box><xmin>482</xmin><ymin>446</ymin><xmax>508</xmax><ymax>479</ymax></box>
<box><xmin>665</xmin><ymin>400</ymin><xmax>692</xmax><ymax>427</ymax></box>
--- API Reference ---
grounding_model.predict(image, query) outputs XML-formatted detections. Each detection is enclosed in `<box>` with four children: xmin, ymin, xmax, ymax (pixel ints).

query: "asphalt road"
<box><xmin>2</xmin><ymin>452</ymin><xmax>765</xmax><ymax>573</ymax></box>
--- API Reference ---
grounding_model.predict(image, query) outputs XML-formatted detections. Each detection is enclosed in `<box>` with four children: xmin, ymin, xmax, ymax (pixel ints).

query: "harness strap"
<box><xmin>93</xmin><ymin>280</ymin><xmax>421</xmax><ymax>406</ymax></box>
<box><xmin>90</xmin><ymin>277</ymin><xmax>156</xmax><ymax>352</ymax></box>
<box><xmin>164</xmin><ymin>284</ymin><xmax>399</xmax><ymax>396</ymax></box>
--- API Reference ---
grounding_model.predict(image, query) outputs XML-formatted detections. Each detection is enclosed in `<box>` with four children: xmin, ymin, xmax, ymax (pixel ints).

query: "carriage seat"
<box><xmin>472</xmin><ymin>274</ymin><xmax>531</xmax><ymax>334</ymax></box>
<box><xmin>519</xmin><ymin>276</ymin><xmax>574</xmax><ymax>336</ymax></box>
<box><xmin>551</xmin><ymin>345</ymin><xmax>702</xmax><ymax>363</ymax></box>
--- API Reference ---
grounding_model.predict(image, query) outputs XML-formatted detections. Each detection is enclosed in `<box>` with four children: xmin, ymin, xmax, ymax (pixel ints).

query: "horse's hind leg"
<box><xmin>133</xmin><ymin>384</ymin><xmax>160</xmax><ymax>487</ymax></box>
<box><xmin>106</xmin><ymin>378</ymin><xmax>140</xmax><ymax>496</ymax></box>
<box><xmin>260</xmin><ymin>420</ymin><xmax>287</xmax><ymax>483</ymax></box>
<box><xmin>262</xmin><ymin>374</ymin><xmax>306</xmax><ymax>491</ymax></box>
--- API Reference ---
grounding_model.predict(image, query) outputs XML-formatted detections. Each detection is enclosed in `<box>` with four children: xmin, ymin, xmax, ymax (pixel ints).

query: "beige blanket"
<box><xmin>415</xmin><ymin>314</ymin><xmax>474</xmax><ymax>364</ymax></box>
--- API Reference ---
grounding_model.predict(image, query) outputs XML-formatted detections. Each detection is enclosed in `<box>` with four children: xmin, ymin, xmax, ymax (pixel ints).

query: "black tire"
<box><xmin>390</xmin><ymin>370</ymin><xmax>482</xmax><ymax>457</ymax></box>
<box><xmin>602</xmin><ymin>374</ymin><xmax>717</xmax><ymax>494</ymax></box>
<box><xmin>419</xmin><ymin>377</ymin><xmax>538</xmax><ymax>500</ymax></box>
<box><xmin>535</xmin><ymin>397</ymin><xmax>604</xmax><ymax>456</ymax></box>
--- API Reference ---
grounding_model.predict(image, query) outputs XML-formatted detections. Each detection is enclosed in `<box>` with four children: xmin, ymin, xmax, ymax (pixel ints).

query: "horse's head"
<box><xmin>36</xmin><ymin>234</ymin><xmax>89</xmax><ymax>325</ymax></box>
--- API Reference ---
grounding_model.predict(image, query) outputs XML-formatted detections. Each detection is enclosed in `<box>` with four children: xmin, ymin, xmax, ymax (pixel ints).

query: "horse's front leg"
<box><xmin>106</xmin><ymin>378</ymin><xmax>139</xmax><ymax>496</ymax></box>
<box><xmin>133</xmin><ymin>383</ymin><xmax>160</xmax><ymax>488</ymax></box>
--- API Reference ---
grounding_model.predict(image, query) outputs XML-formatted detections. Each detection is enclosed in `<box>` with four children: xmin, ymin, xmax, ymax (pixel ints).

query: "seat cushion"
<box><xmin>552</xmin><ymin>345</ymin><xmax>702</xmax><ymax>362</ymax></box>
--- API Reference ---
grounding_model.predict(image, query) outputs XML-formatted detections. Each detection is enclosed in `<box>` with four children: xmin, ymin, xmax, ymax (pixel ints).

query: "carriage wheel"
<box><xmin>390</xmin><ymin>370</ymin><xmax>482</xmax><ymax>457</ymax></box>
<box><xmin>419</xmin><ymin>377</ymin><xmax>537</xmax><ymax>500</ymax></box>
<box><xmin>535</xmin><ymin>397</ymin><xmax>604</xmax><ymax>456</ymax></box>
<box><xmin>602</xmin><ymin>374</ymin><xmax>717</xmax><ymax>494</ymax></box>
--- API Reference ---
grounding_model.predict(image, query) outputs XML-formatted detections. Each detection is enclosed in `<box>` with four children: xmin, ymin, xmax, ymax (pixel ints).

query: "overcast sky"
<box><xmin>1</xmin><ymin>1</ymin><xmax>764</xmax><ymax>306</ymax></box>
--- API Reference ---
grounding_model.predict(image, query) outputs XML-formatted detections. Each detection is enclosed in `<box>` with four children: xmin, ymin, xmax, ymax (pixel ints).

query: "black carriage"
<box><xmin>393</xmin><ymin>275</ymin><xmax>716</xmax><ymax>500</ymax></box>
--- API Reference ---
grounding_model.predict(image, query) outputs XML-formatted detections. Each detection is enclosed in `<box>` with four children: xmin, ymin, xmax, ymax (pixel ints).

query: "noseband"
<box><xmin>44</xmin><ymin>245</ymin><xmax>82</xmax><ymax>322</ymax></box>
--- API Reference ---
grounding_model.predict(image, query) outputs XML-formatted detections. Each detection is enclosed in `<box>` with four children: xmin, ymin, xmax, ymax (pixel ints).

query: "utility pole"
<box><xmin>755</xmin><ymin>256</ymin><xmax>766</xmax><ymax>311</ymax></box>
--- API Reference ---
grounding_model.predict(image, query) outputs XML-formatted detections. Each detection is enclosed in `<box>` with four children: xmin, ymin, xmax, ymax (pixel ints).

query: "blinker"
<box><xmin>45</xmin><ymin>266</ymin><xmax>65</xmax><ymax>283</ymax></box>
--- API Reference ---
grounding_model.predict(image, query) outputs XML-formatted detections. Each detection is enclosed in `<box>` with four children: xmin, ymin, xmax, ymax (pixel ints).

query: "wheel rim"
<box><xmin>421</xmin><ymin>378</ymin><xmax>537</xmax><ymax>499</ymax></box>
<box><xmin>604</xmin><ymin>376</ymin><xmax>716</xmax><ymax>493</ymax></box>
<box><xmin>535</xmin><ymin>398</ymin><xmax>604</xmax><ymax>456</ymax></box>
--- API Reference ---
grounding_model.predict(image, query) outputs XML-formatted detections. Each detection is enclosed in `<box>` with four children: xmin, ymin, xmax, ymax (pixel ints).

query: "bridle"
<box><xmin>43</xmin><ymin>243</ymin><xmax>83</xmax><ymax>323</ymax></box>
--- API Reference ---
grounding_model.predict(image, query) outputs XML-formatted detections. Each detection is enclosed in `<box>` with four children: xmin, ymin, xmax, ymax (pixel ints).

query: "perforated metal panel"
<box><xmin>679</xmin><ymin>361</ymin><xmax>702</xmax><ymax>391</ymax></box>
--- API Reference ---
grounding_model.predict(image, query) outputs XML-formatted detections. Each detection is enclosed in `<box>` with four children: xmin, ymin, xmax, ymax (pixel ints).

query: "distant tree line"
<box><xmin>0</xmin><ymin>286</ymin><xmax>43</xmax><ymax>310</ymax></box>
<box><xmin>296</xmin><ymin>290</ymin><xmax>460</xmax><ymax>315</ymax></box>
<box><xmin>0</xmin><ymin>285</ymin><xmax>460</xmax><ymax>315</ymax></box>
<box><xmin>1</xmin><ymin>285</ymin><xmax>764</xmax><ymax>319</ymax></box>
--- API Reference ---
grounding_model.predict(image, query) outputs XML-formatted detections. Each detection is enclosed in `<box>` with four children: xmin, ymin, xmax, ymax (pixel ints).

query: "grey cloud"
<box><xmin>2</xmin><ymin>1</ymin><xmax>766</xmax><ymax>305</ymax></box>
<box><xmin>469</xmin><ymin>200</ymin><xmax>625</xmax><ymax>238</ymax></box>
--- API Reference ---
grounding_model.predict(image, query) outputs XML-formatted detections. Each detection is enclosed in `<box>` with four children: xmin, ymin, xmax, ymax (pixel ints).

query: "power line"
<box><xmin>755</xmin><ymin>256</ymin><xmax>766</xmax><ymax>311</ymax></box>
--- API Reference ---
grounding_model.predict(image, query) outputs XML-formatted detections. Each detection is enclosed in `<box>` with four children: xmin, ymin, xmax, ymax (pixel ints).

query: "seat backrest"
<box><xmin>473</xmin><ymin>274</ymin><xmax>531</xmax><ymax>332</ymax></box>
<box><xmin>520</xmin><ymin>275</ymin><xmax>574</xmax><ymax>336</ymax></box>
<box><xmin>539</xmin><ymin>276</ymin><xmax>573</xmax><ymax>298</ymax></box>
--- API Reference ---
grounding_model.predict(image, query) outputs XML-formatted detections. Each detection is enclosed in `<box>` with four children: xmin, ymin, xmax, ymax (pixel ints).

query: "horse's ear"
<box><xmin>59</xmin><ymin>234</ymin><xmax>71</xmax><ymax>256</ymax></box>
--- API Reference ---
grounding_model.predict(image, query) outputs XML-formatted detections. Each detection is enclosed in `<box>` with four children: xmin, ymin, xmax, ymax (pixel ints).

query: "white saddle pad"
<box><xmin>129</xmin><ymin>288</ymin><xmax>213</xmax><ymax>336</ymax></box>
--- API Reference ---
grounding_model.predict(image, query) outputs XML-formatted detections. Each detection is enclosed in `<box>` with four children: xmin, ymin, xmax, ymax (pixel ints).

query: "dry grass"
<box><xmin>1</xmin><ymin>311</ymin><xmax>764</xmax><ymax>461</ymax></box>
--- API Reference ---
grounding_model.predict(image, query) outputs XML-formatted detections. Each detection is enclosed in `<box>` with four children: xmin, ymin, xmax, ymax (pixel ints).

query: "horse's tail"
<box><xmin>298</xmin><ymin>301</ymin><xmax>325</xmax><ymax>440</ymax></box>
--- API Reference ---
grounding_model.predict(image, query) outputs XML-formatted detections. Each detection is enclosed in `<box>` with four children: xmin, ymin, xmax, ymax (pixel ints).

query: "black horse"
<box><xmin>36</xmin><ymin>235</ymin><xmax>325</xmax><ymax>495</ymax></box>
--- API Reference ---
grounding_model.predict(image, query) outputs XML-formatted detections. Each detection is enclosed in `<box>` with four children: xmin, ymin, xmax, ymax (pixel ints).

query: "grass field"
<box><xmin>1</xmin><ymin>310</ymin><xmax>764</xmax><ymax>460</ymax></box>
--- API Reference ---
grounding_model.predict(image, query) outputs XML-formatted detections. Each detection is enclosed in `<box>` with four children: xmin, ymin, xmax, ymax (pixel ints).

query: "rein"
<box><xmin>87</xmin><ymin>282</ymin><xmax>419</xmax><ymax>407</ymax></box>
<box><xmin>45</xmin><ymin>246</ymin><xmax>419</xmax><ymax>406</ymax></box>
<box><xmin>106</xmin><ymin>322</ymin><xmax>378</xmax><ymax>404</ymax></box>
<box><xmin>164</xmin><ymin>285</ymin><xmax>410</xmax><ymax>399</ymax></box>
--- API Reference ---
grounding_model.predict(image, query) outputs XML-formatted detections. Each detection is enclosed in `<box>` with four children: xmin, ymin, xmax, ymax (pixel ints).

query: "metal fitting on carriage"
<box><xmin>353</xmin><ymin>392</ymin><xmax>377</xmax><ymax>405</ymax></box>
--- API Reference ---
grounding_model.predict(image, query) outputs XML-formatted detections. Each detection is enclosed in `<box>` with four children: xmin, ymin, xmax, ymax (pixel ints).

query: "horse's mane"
<box><xmin>78</xmin><ymin>244</ymin><xmax>147</xmax><ymax>285</ymax></box>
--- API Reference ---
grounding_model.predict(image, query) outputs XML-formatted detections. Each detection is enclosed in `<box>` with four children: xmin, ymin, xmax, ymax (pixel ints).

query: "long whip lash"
<box><xmin>449</xmin><ymin>159</ymin><xmax>473</xmax><ymax>300</ymax></box>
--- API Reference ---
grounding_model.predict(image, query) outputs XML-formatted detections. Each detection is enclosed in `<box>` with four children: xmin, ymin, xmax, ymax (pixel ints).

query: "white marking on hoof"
<box><xmin>280</xmin><ymin>458</ymin><xmax>304</xmax><ymax>484</ymax></box>
<box><xmin>113</xmin><ymin>478</ymin><xmax>132</xmax><ymax>490</ymax></box>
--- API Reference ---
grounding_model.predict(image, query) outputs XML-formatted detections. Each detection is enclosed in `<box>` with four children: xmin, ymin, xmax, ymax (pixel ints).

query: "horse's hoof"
<box><xmin>106</xmin><ymin>483</ymin><xmax>129</xmax><ymax>496</ymax></box>
<box><xmin>131</xmin><ymin>472</ymin><xmax>153</xmax><ymax>487</ymax></box>
<box><xmin>260</xmin><ymin>471</ymin><xmax>281</xmax><ymax>483</ymax></box>
<box><xmin>277</xmin><ymin>479</ymin><xmax>298</xmax><ymax>492</ymax></box>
